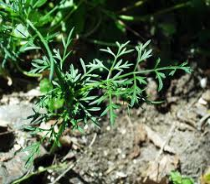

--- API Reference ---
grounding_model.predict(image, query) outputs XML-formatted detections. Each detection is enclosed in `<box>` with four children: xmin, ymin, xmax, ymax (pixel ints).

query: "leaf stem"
<box><xmin>119</xmin><ymin>1</ymin><xmax>191</xmax><ymax>22</ymax></box>
<box><xmin>115</xmin><ymin>65</ymin><xmax>190</xmax><ymax>80</ymax></box>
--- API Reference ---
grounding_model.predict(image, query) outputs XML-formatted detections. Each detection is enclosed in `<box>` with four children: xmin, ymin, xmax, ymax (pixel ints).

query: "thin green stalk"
<box><xmin>50</xmin><ymin>0</ymin><xmax>83</xmax><ymax>33</ymax></box>
<box><xmin>119</xmin><ymin>1</ymin><xmax>191</xmax><ymax>22</ymax></box>
<box><xmin>152</xmin><ymin>1</ymin><xmax>192</xmax><ymax>17</ymax></box>
<box><xmin>50</xmin><ymin>120</ymin><xmax>68</xmax><ymax>153</ymax></box>
<box><xmin>85</xmin><ymin>39</ymin><xmax>135</xmax><ymax>48</ymax></box>
<box><xmin>105</xmin><ymin>51</ymin><xmax>120</xmax><ymax>118</ymax></box>
<box><xmin>108</xmin><ymin>90</ymin><xmax>114</xmax><ymax>124</ymax></box>
<box><xmin>27</xmin><ymin>19</ymin><xmax>76</xmax><ymax>153</ymax></box>
<box><xmin>14</xmin><ymin>62</ymin><xmax>42</xmax><ymax>77</ymax></box>
<box><xmin>27</xmin><ymin>19</ymin><xmax>66</xmax><ymax>88</ymax></box>
<box><xmin>79</xmin><ymin>65</ymin><xmax>190</xmax><ymax>93</ymax></box>
<box><xmin>41</xmin><ymin>3</ymin><xmax>59</xmax><ymax>20</ymax></box>
<box><xmin>12</xmin><ymin>163</ymin><xmax>68</xmax><ymax>184</ymax></box>
<box><xmin>115</xmin><ymin>66</ymin><xmax>190</xmax><ymax>80</ymax></box>
<box><xmin>26</xmin><ymin>19</ymin><xmax>55</xmax><ymax>81</ymax></box>
<box><xmin>118</xmin><ymin>0</ymin><xmax>145</xmax><ymax>13</ymax></box>
<box><xmin>107</xmin><ymin>55</ymin><xmax>119</xmax><ymax>80</ymax></box>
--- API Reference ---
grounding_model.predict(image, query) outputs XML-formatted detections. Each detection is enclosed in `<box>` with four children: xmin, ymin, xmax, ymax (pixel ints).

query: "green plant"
<box><xmin>22</xmin><ymin>24</ymin><xmax>191</xmax><ymax>165</ymax></box>
<box><xmin>169</xmin><ymin>171</ymin><xmax>194</xmax><ymax>184</ymax></box>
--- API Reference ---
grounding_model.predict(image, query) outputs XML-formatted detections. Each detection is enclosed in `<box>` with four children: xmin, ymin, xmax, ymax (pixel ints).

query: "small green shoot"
<box><xmin>169</xmin><ymin>171</ymin><xmax>194</xmax><ymax>184</ymax></box>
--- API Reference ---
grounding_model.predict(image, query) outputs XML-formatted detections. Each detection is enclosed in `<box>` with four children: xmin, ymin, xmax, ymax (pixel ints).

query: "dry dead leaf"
<box><xmin>143</xmin><ymin>155</ymin><xmax>179</xmax><ymax>183</ymax></box>
<box><xmin>135</xmin><ymin>124</ymin><xmax>147</xmax><ymax>144</ymax></box>
<box><xmin>144</xmin><ymin>125</ymin><xmax>175</xmax><ymax>154</ymax></box>
<box><xmin>129</xmin><ymin>146</ymin><xmax>141</xmax><ymax>159</ymax></box>
<box><xmin>129</xmin><ymin>124</ymin><xmax>147</xmax><ymax>159</ymax></box>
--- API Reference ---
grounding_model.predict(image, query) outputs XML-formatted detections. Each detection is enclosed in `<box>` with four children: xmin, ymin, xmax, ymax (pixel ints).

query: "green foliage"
<box><xmin>169</xmin><ymin>171</ymin><xmax>194</xmax><ymax>184</ymax></box>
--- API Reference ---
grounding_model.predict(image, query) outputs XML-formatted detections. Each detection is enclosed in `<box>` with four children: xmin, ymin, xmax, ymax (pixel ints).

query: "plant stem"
<box><xmin>14</xmin><ymin>61</ymin><xmax>42</xmax><ymax>77</ymax></box>
<box><xmin>50</xmin><ymin>0</ymin><xmax>83</xmax><ymax>33</ymax></box>
<box><xmin>50</xmin><ymin>120</ymin><xmax>68</xmax><ymax>153</ymax></box>
<box><xmin>119</xmin><ymin>1</ymin><xmax>191</xmax><ymax>22</ymax></box>
<box><xmin>27</xmin><ymin>19</ymin><xmax>75</xmax><ymax>153</ymax></box>
<box><xmin>12</xmin><ymin>163</ymin><xmax>68</xmax><ymax>184</ymax></box>
<box><xmin>118</xmin><ymin>0</ymin><xmax>145</xmax><ymax>13</ymax></box>
<box><xmin>114</xmin><ymin>66</ymin><xmax>190</xmax><ymax>80</ymax></box>
<box><xmin>27</xmin><ymin>19</ymin><xmax>67</xmax><ymax>90</ymax></box>
<box><xmin>79</xmin><ymin>65</ymin><xmax>189</xmax><ymax>93</ymax></box>
<box><xmin>85</xmin><ymin>38</ymin><xmax>135</xmax><ymax>48</ymax></box>
<box><xmin>26</xmin><ymin>19</ymin><xmax>55</xmax><ymax>81</ymax></box>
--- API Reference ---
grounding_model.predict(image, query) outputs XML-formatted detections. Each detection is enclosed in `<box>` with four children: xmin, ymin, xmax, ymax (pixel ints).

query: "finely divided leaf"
<box><xmin>156</xmin><ymin>71</ymin><xmax>166</xmax><ymax>91</ymax></box>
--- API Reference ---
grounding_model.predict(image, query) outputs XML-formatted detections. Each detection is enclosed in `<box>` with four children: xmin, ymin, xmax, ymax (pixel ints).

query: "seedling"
<box><xmin>24</xmin><ymin>27</ymin><xmax>191</xmax><ymax>165</ymax></box>
<box><xmin>169</xmin><ymin>171</ymin><xmax>194</xmax><ymax>184</ymax></box>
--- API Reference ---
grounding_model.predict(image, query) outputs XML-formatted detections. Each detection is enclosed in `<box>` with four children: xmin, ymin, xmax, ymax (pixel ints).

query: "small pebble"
<box><xmin>122</xmin><ymin>154</ymin><xmax>126</xmax><ymax>159</ymax></box>
<box><xmin>198</xmin><ymin>98</ymin><xmax>208</xmax><ymax>106</ymax></box>
<box><xmin>106</xmin><ymin>126</ymin><xmax>111</xmax><ymax>131</ymax></box>
<box><xmin>99</xmin><ymin>172</ymin><xmax>103</xmax><ymax>177</ymax></box>
<box><xmin>200</xmin><ymin>77</ymin><xmax>207</xmax><ymax>89</ymax></box>
<box><xmin>120</xmin><ymin>128</ymin><xmax>126</xmax><ymax>134</ymax></box>
<box><xmin>117</xmin><ymin>148</ymin><xmax>122</xmax><ymax>154</ymax></box>
<box><xmin>104</xmin><ymin>150</ymin><xmax>108</xmax><ymax>156</ymax></box>
<box><xmin>115</xmin><ymin>171</ymin><xmax>127</xmax><ymax>178</ymax></box>
<box><xmin>14</xmin><ymin>144</ymin><xmax>21</xmax><ymax>151</ymax></box>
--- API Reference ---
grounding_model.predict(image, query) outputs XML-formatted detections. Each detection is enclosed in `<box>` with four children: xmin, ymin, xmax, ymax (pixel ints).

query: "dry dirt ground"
<box><xmin>0</xmin><ymin>70</ymin><xmax>210</xmax><ymax>184</ymax></box>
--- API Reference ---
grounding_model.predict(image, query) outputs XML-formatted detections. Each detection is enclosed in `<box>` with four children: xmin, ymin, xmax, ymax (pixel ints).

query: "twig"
<box><xmin>197</xmin><ymin>113</ymin><xmax>210</xmax><ymax>131</ymax></box>
<box><xmin>176</xmin><ymin>109</ymin><xmax>196</xmax><ymax>128</ymax></box>
<box><xmin>0</xmin><ymin>130</ymin><xmax>15</xmax><ymax>136</ymax></box>
<box><xmin>88</xmin><ymin>133</ymin><xmax>97</xmax><ymax>148</ymax></box>
<box><xmin>117</xmin><ymin>20</ymin><xmax>146</xmax><ymax>42</ymax></box>
<box><xmin>50</xmin><ymin>161</ymin><xmax>77</xmax><ymax>184</ymax></box>
<box><xmin>155</xmin><ymin>122</ymin><xmax>176</xmax><ymax>162</ymax></box>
